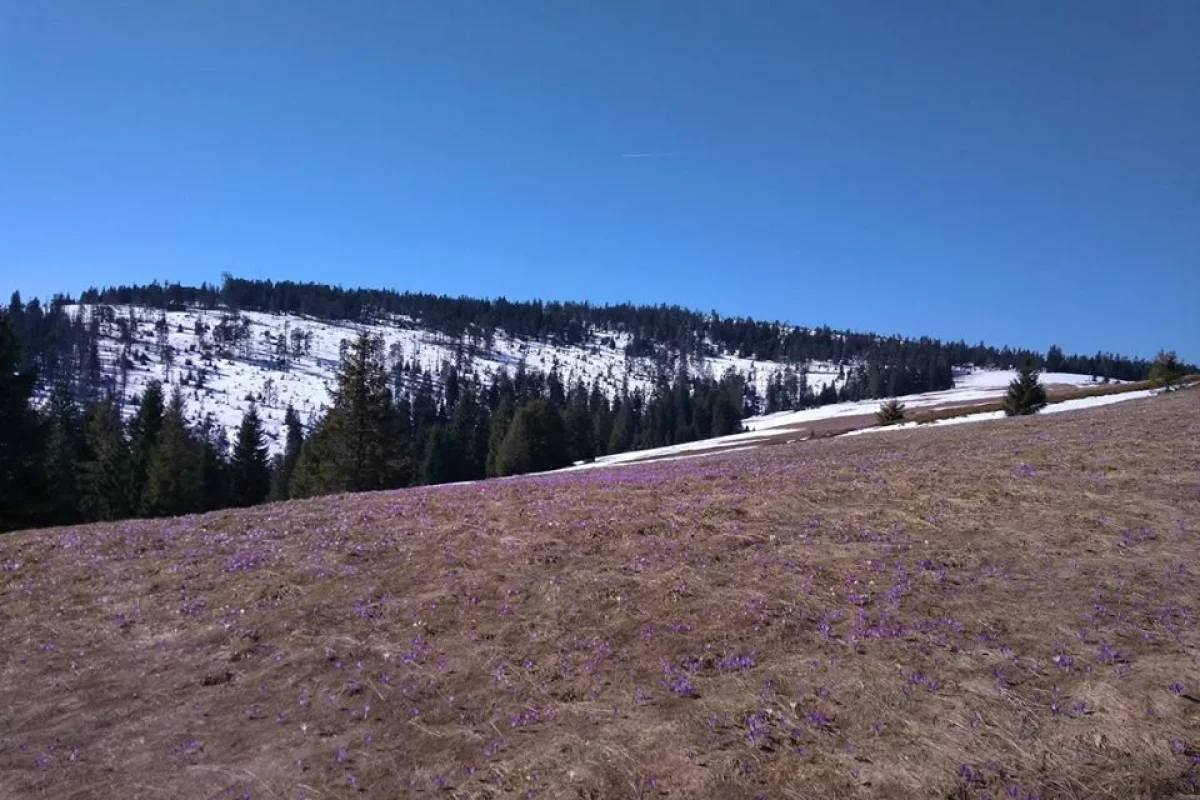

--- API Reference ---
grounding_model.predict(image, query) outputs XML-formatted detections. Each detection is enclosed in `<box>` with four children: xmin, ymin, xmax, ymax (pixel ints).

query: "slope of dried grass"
<box><xmin>2</xmin><ymin>391</ymin><xmax>1198</xmax><ymax>800</ymax></box>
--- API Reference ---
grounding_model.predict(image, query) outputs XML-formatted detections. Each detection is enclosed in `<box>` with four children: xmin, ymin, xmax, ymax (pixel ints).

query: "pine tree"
<box><xmin>389</xmin><ymin>394</ymin><xmax>416</xmax><ymax>487</ymax></box>
<box><xmin>875</xmin><ymin>399</ymin><xmax>906</xmax><ymax>425</ymax></box>
<box><xmin>485</xmin><ymin>400</ymin><xmax>513</xmax><ymax>478</ymax></box>
<box><xmin>495</xmin><ymin>399</ymin><xmax>568</xmax><ymax>477</ymax></box>
<box><xmin>80</xmin><ymin>397</ymin><xmax>131</xmax><ymax>522</ymax></box>
<box><xmin>410</xmin><ymin>372</ymin><xmax>439</xmax><ymax>434</ymax></box>
<box><xmin>607</xmin><ymin>399</ymin><xmax>636</xmax><ymax>454</ymax></box>
<box><xmin>419</xmin><ymin>425</ymin><xmax>460</xmax><ymax>485</ymax></box>
<box><xmin>128</xmin><ymin>380</ymin><xmax>165</xmax><ymax>509</ymax></box>
<box><xmin>291</xmin><ymin>333</ymin><xmax>398</xmax><ymax>496</ymax></box>
<box><xmin>1149</xmin><ymin>350</ymin><xmax>1184</xmax><ymax>392</ymax></box>
<box><xmin>42</xmin><ymin>381</ymin><xmax>86</xmax><ymax>524</ymax></box>
<box><xmin>564</xmin><ymin>382</ymin><xmax>595</xmax><ymax>464</ymax></box>
<box><xmin>229</xmin><ymin>403</ymin><xmax>271</xmax><ymax>507</ymax></box>
<box><xmin>290</xmin><ymin>424</ymin><xmax>343</xmax><ymax>498</ymax></box>
<box><xmin>0</xmin><ymin>312</ymin><xmax>46</xmax><ymax>531</ymax></box>
<box><xmin>1002</xmin><ymin>362</ymin><xmax>1048</xmax><ymax>417</ymax></box>
<box><xmin>1045</xmin><ymin>344</ymin><xmax>1064</xmax><ymax>373</ymax></box>
<box><xmin>710</xmin><ymin>381</ymin><xmax>742</xmax><ymax>437</ymax></box>
<box><xmin>197</xmin><ymin>414</ymin><xmax>231</xmax><ymax>511</ymax></box>
<box><xmin>448</xmin><ymin>383</ymin><xmax>487</xmax><ymax>481</ymax></box>
<box><xmin>141</xmin><ymin>389</ymin><xmax>202</xmax><ymax>517</ymax></box>
<box><xmin>269</xmin><ymin>405</ymin><xmax>304</xmax><ymax>500</ymax></box>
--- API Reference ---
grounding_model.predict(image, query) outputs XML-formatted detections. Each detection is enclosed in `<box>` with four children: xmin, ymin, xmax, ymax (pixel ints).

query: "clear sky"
<box><xmin>2</xmin><ymin>1</ymin><xmax>1197</xmax><ymax>361</ymax></box>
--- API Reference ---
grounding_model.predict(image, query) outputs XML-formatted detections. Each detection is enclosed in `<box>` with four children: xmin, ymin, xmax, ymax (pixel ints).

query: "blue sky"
<box><xmin>2</xmin><ymin>1</ymin><xmax>1197</xmax><ymax>361</ymax></box>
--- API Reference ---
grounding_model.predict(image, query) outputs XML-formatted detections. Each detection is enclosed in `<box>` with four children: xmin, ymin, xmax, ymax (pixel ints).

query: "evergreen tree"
<box><xmin>292</xmin><ymin>333</ymin><xmax>398</xmax><ymax>496</ymax></box>
<box><xmin>80</xmin><ymin>398</ymin><xmax>131</xmax><ymax>522</ymax></box>
<box><xmin>546</xmin><ymin>366</ymin><xmax>566</xmax><ymax>409</ymax></box>
<box><xmin>197</xmin><ymin>414</ymin><xmax>231</xmax><ymax>511</ymax></box>
<box><xmin>1149</xmin><ymin>350</ymin><xmax>1184</xmax><ymax>392</ymax></box>
<box><xmin>388</xmin><ymin>394</ymin><xmax>416</xmax><ymax>488</ymax></box>
<box><xmin>607</xmin><ymin>398</ymin><xmax>636</xmax><ymax>454</ymax></box>
<box><xmin>710</xmin><ymin>381</ymin><xmax>742</xmax><ymax>437</ymax></box>
<box><xmin>1045</xmin><ymin>344</ymin><xmax>1064</xmax><ymax>373</ymax></box>
<box><xmin>1002</xmin><ymin>362</ymin><xmax>1048</xmax><ymax>417</ymax></box>
<box><xmin>495</xmin><ymin>399</ymin><xmax>568</xmax><ymax>477</ymax></box>
<box><xmin>42</xmin><ymin>381</ymin><xmax>87</xmax><ymax>524</ymax></box>
<box><xmin>564</xmin><ymin>381</ymin><xmax>595</xmax><ymax>464</ymax></box>
<box><xmin>410</xmin><ymin>372</ymin><xmax>439</xmax><ymax>433</ymax></box>
<box><xmin>269</xmin><ymin>405</ymin><xmax>304</xmax><ymax>500</ymax></box>
<box><xmin>442</xmin><ymin>363</ymin><xmax>461</xmax><ymax>415</ymax></box>
<box><xmin>127</xmin><ymin>380</ymin><xmax>165</xmax><ymax>509</ymax></box>
<box><xmin>140</xmin><ymin>389</ymin><xmax>202</xmax><ymax>517</ymax></box>
<box><xmin>876</xmin><ymin>399</ymin><xmax>907</xmax><ymax>425</ymax></box>
<box><xmin>229</xmin><ymin>403</ymin><xmax>271</xmax><ymax>506</ymax></box>
<box><xmin>485</xmin><ymin>400</ymin><xmax>513</xmax><ymax>478</ymax></box>
<box><xmin>0</xmin><ymin>312</ymin><xmax>45</xmax><ymax>531</ymax></box>
<box><xmin>290</xmin><ymin>423</ymin><xmax>342</xmax><ymax>498</ymax></box>
<box><xmin>448</xmin><ymin>383</ymin><xmax>487</xmax><ymax>481</ymax></box>
<box><xmin>419</xmin><ymin>425</ymin><xmax>460</xmax><ymax>485</ymax></box>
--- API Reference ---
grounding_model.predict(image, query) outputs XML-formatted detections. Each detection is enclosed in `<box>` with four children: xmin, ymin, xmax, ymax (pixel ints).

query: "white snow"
<box><xmin>567</xmin><ymin>370</ymin><xmax>1134</xmax><ymax>470</ymax></box>
<box><xmin>741</xmin><ymin>369</ymin><xmax>1115</xmax><ymax>434</ymax></box>
<box><xmin>840</xmin><ymin>388</ymin><xmax>1158</xmax><ymax>437</ymax></box>
<box><xmin>61</xmin><ymin>303</ymin><xmax>848</xmax><ymax>454</ymax></box>
<box><xmin>57</xmin><ymin>302</ymin><xmax>1128</xmax><ymax>462</ymax></box>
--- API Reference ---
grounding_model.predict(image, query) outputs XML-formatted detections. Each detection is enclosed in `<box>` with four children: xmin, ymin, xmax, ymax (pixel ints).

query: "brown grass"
<box><xmin>1</xmin><ymin>391</ymin><xmax>1198</xmax><ymax>799</ymax></box>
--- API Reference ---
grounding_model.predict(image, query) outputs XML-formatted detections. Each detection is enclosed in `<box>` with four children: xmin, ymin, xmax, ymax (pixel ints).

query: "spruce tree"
<box><xmin>710</xmin><ymin>388</ymin><xmax>741</xmax><ymax>437</ymax></box>
<box><xmin>0</xmin><ymin>312</ymin><xmax>45</xmax><ymax>531</ymax></box>
<box><xmin>42</xmin><ymin>381</ymin><xmax>86</xmax><ymax>524</ymax></box>
<box><xmin>1045</xmin><ymin>345</ymin><xmax>1064</xmax><ymax>373</ymax></box>
<box><xmin>141</xmin><ymin>389</ymin><xmax>202</xmax><ymax>517</ymax></box>
<box><xmin>229</xmin><ymin>403</ymin><xmax>271</xmax><ymax>507</ymax></box>
<box><xmin>448</xmin><ymin>384</ymin><xmax>487</xmax><ymax>481</ymax></box>
<box><xmin>607</xmin><ymin>399</ymin><xmax>636</xmax><ymax>454</ymax></box>
<box><xmin>197</xmin><ymin>414</ymin><xmax>231</xmax><ymax>511</ymax></box>
<box><xmin>128</xmin><ymin>380</ymin><xmax>165</xmax><ymax>509</ymax></box>
<box><xmin>388</xmin><ymin>394</ymin><xmax>416</xmax><ymax>488</ymax></box>
<box><xmin>1149</xmin><ymin>350</ymin><xmax>1184</xmax><ymax>392</ymax></box>
<box><xmin>875</xmin><ymin>399</ymin><xmax>906</xmax><ymax>425</ymax></box>
<box><xmin>419</xmin><ymin>425</ymin><xmax>460</xmax><ymax>485</ymax></box>
<box><xmin>564</xmin><ymin>398</ymin><xmax>595</xmax><ymax>464</ymax></box>
<box><xmin>466</xmin><ymin>389</ymin><xmax>492</xmax><ymax>480</ymax></box>
<box><xmin>485</xmin><ymin>400</ymin><xmax>513</xmax><ymax>478</ymax></box>
<box><xmin>495</xmin><ymin>399</ymin><xmax>568</xmax><ymax>477</ymax></box>
<box><xmin>80</xmin><ymin>397</ymin><xmax>132</xmax><ymax>522</ymax></box>
<box><xmin>290</xmin><ymin>424</ymin><xmax>342</xmax><ymax>498</ymax></box>
<box><xmin>269</xmin><ymin>405</ymin><xmax>304</xmax><ymax>500</ymax></box>
<box><xmin>1002</xmin><ymin>362</ymin><xmax>1048</xmax><ymax>416</ymax></box>
<box><xmin>291</xmin><ymin>333</ymin><xmax>398</xmax><ymax>495</ymax></box>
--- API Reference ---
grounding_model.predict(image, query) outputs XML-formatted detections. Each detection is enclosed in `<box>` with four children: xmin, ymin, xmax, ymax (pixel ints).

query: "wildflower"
<box><xmin>718</xmin><ymin>650</ymin><xmax>757</xmax><ymax>673</ymax></box>
<box><xmin>806</xmin><ymin>709</ymin><xmax>832</xmax><ymax>730</ymax></box>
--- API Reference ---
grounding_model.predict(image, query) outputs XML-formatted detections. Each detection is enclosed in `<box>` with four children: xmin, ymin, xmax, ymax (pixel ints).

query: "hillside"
<box><xmin>60</xmin><ymin>302</ymin><xmax>844</xmax><ymax>454</ymax></box>
<box><xmin>8</xmin><ymin>276</ymin><xmax>1161</xmax><ymax>459</ymax></box>
<box><xmin>2</xmin><ymin>389</ymin><xmax>1197</xmax><ymax>799</ymax></box>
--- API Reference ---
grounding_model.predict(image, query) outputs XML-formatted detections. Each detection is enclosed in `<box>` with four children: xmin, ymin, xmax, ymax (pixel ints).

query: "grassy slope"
<box><xmin>2</xmin><ymin>391</ymin><xmax>1198</xmax><ymax>800</ymax></box>
<box><xmin>902</xmin><ymin>379</ymin><xmax>1180</xmax><ymax>426</ymax></box>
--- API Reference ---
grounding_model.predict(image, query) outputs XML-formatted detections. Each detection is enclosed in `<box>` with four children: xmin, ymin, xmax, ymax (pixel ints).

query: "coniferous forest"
<box><xmin>0</xmin><ymin>277</ymin><xmax>1179</xmax><ymax>533</ymax></box>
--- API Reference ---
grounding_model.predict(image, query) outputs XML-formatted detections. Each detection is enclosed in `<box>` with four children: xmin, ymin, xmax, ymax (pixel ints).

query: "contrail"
<box><xmin>621</xmin><ymin>151</ymin><xmax>678</xmax><ymax>159</ymax></box>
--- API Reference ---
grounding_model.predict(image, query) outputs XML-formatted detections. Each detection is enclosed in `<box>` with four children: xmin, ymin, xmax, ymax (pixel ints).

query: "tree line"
<box><xmin>0</xmin><ymin>312</ymin><xmax>749</xmax><ymax>532</ymax></box>
<box><xmin>73</xmin><ymin>275</ymin><xmax>1162</xmax><ymax>382</ymax></box>
<box><xmin>2</xmin><ymin>288</ymin><xmax>1193</xmax><ymax>533</ymax></box>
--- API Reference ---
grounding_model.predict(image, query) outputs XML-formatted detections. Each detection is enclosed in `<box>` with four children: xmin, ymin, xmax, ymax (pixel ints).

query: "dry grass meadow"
<box><xmin>2</xmin><ymin>389</ymin><xmax>1198</xmax><ymax>799</ymax></box>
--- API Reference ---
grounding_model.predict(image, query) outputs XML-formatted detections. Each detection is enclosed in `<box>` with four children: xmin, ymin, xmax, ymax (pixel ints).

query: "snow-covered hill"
<box><xmin>65</xmin><ymin>304</ymin><xmax>850</xmax><ymax>453</ymax></box>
